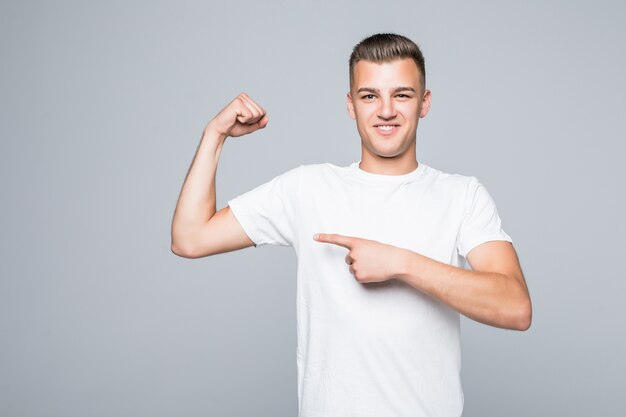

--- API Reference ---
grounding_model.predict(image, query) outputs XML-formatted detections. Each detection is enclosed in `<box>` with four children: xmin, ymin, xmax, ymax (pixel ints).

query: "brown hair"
<box><xmin>349</xmin><ymin>33</ymin><xmax>426</xmax><ymax>89</ymax></box>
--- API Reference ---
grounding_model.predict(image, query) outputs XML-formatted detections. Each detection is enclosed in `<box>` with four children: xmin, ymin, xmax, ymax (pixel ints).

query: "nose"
<box><xmin>377</xmin><ymin>96</ymin><xmax>396</xmax><ymax>120</ymax></box>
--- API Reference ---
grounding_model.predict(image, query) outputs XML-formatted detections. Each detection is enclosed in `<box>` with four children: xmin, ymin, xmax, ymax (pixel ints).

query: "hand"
<box><xmin>313</xmin><ymin>233</ymin><xmax>408</xmax><ymax>284</ymax></box>
<box><xmin>206</xmin><ymin>93</ymin><xmax>269</xmax><ymax>138</ymax></box>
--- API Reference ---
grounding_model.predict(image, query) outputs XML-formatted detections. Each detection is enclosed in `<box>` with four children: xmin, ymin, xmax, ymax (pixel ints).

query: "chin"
<box><xmin>371</xmin><ymin>141</ymin><xmax>408</xmax><ymax>157</ymax></box>
<box><xmin>369</xmin><ymin>147</ymin><xmax>405</xmax><ymax>159</ymax></box>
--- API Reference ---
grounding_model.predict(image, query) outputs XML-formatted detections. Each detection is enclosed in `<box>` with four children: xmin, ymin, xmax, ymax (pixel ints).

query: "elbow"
<box><xmin>171</xmin><ymin>227</ymin><xmax>201</xmax><ymax>258</ymax></box>
<box><xmin>502</xmin><ymin>274</ymin><xmax>532</xmax><ymax>331</ymax></box>
<box><xmin>171</xmin><ymin>227</ymin><xmax>188</xmax><ymax>257</ymax></box>
<box><xmin>510</xmin><ymin>298</ymin><xmax>532</xmax><ymax>331</ymax></box>
<box><xmin>171</xmin><ymin>240</ymin><xmax>201</xmax><ymax>259</ymax></box>
<box><xmin>171</xmin><ymin>241</ymin><xmax>190</xmax><ymax>258</ymax></box>
<box><xmin>171</xmin><ymin>239</ymin><xmax>216</xmax><ymax>259</ymax></box>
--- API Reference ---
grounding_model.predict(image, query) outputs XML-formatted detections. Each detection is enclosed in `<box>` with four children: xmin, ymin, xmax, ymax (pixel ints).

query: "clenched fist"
<box><xmin>206</xmin><ymin>93</ymin><xmax>269</xmax><ymax>138</ymax></box>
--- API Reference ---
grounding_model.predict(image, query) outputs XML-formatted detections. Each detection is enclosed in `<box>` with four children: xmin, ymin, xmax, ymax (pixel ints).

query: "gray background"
<box><xmin>1</xmin><ymin>0</ymin><xmax>624</xmax><ymax>416</ymax></box>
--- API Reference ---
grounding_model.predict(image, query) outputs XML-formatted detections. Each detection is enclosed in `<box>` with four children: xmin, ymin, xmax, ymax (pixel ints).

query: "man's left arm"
<box><xmin>313</xmin><ymin>234</ymin><xmax>532</xmax><ymax>331</ymax></box>
<box><xmin>399</xmin><ymin>240</ymin><xmax>531</xmax><ymax>331</ymax></box>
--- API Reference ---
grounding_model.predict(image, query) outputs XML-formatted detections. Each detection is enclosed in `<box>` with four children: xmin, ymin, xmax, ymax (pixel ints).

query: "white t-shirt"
<box><xmin>227</xmin><ymin>161</ymin><xmax>513</xmax><ymax>417</ymax></box>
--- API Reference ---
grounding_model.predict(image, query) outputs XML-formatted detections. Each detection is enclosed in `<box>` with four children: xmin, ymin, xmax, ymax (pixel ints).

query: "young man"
<box><xmin>171</xmin><ymin>33</ymin><xmax>531</xmax><ymax>417</ymax></box>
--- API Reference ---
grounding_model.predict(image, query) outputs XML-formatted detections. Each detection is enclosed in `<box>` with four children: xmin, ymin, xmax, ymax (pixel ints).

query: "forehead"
<box><xmin>352</xmin><ymin>58</ymin><xmax>422</xmax><ymax>90</ymax></box>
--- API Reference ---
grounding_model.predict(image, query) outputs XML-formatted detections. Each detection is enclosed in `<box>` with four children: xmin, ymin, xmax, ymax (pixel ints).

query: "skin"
<box><xmin>170</xmin><ymin>93</ymin><xmax>267</xmax><ymax>258</ymax></box>
<box><xmin>347</xmin><ymin>58</ymin><xmax>431</xmax><ymax>175</ymax></box>
<box><xmin>171</xmin><ymin>59</ymin><xmax>532</xmax><ymax>331</ymax></box>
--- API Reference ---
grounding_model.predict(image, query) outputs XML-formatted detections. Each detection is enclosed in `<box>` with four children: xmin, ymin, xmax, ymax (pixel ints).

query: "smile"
<box><xmin>374</xmin><ymin>124</ymin><xmax>400</xmax><ymax>135</ymax></box>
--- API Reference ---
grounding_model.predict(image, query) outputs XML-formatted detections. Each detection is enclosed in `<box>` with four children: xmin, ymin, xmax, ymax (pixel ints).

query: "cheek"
<box><xmin>401</xmin><ymin>102</ymin><xmax>420</xmax><ymax>116</ymax></box>
<box><xmin>354</xmin><ymin>105</ymin><xmax>374</xmax><ymax>120</ymax></box>
<box><xmin>352</xmin><ymin>108</ymin><xmax>365</xmax><ymax>123</ymax></box>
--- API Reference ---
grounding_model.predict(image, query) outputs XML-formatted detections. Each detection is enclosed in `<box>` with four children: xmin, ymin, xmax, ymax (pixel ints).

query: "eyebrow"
<box><xmin>356</xmin><ymin>86</ymin><xmax>417</xmax><ymax>94</ymax></box>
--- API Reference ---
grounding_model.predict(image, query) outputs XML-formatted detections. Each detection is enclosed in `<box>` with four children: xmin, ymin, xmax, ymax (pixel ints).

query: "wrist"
<box><xmin>203</xmin><ymin>121</ymin><xmax>228</xmax><ymax>143</ymax></box>
<box><xmin>201</xmin><ymin>127</ymin><xmax>228</xmax><ymax>151</ymax></box>
<box><xmin>396</xmin><ymin>248</ymin><xmax>416</xmax><ymax>282</ymax></box>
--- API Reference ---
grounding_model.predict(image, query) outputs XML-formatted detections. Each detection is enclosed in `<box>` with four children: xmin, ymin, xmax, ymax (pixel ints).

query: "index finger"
<box><xmin>313</xmin><ymin>233</ymin><xmax>354</xmax><ymax>249</ymax></box>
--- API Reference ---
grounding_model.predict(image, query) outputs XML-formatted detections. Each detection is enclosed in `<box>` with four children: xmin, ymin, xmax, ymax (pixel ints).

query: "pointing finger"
<box><xmin>313</xmin><ymin>233</ymin><xmax>354</xmax><ymax>249</ymax></box>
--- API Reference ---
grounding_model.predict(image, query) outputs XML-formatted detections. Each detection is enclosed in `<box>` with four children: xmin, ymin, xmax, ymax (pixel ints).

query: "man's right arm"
<box><xmin>170</xmin><ymin>93</ymin><xmax>268</xmax><ymax>258</ymax></box>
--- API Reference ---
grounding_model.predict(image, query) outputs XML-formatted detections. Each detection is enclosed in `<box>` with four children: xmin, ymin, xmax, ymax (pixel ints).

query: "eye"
<box><xmin>396</xmin><ymin>94</ymin><xmax>411</xmax><ymax>99</ymax></box>
<box><xmin>361</xmin><ymin>94</ymin><xmax>376</xmax><ymax>100</ymax></box>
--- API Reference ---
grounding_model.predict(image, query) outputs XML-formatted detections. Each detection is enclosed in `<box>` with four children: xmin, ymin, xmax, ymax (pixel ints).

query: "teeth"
<box><xmin>378</xmin><ymin>125</ymin><xmax>394</xmax><ymax>131</ymax></box>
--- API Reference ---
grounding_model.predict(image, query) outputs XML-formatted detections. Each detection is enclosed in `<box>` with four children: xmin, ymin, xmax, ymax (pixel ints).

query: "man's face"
<box><xmin>347</xmin><ymin>58</ymin><xmax>431</xmax><ymax>160</ymax></box>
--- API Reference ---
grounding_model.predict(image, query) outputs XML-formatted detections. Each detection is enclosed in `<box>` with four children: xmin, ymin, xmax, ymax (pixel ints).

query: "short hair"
<box><xmin>349</xmin><ymin>33</ymin><xmax>426</xmax><ymax>90</ymax></box>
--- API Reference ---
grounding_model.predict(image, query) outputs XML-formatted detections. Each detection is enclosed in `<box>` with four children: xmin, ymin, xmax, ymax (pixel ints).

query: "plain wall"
<box><xmin>1</xmin><ymin>0</ymin><xmax>625</xmax><ymax>416</ymax></box>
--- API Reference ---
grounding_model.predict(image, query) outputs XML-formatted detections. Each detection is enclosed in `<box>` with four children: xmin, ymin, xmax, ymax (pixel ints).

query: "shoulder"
<box><xmin>298</xmin><ymin>162</ymin><xmax>341</xmax><ymax>174</ymax></box>
<box><xmin>267</xmin><ymin>162</ymin><xmax>345</xmax><ymax>188</ymax></box>
<box><xmin>421</xmin><ymin>164</ymin><xmax>479</xmax><ymax>196</ymax></box>
<box><xmin>426</xmin><ymin>167</ymin><xmax>503</xmax><ymax>218</ymax></box>
<box><xmin>270</xmin><ymin>164</ymin><xmax>306</xmax><ymax>183</ymax></box>
<box><xmin>298</xmin><ymin>162</ymin><xmax>349</xmax><ymax>181</ymax></box>
<box><xmin>269</xmin><ymin>163</ymin><xmax>337</xmax><ymax>190</ymax></box>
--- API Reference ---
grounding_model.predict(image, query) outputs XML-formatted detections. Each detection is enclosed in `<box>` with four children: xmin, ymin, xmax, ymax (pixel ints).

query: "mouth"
<box><xmin>373</xmin><ymin>123</ymin><xmax>400</xmax><ymax>136</ymax></box>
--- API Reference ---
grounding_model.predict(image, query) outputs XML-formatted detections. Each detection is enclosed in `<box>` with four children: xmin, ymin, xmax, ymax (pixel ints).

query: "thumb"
<box><xmin>257</xmin><ymin>115</ymin><xmax>269</xmax><ymax>129</ymax></box>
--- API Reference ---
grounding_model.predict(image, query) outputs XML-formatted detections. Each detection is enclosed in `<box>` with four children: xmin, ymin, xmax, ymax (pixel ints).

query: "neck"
<box><xmin>359</xmin><ymin>146</ymin><xmax>418</xmax><ymax>176</ymax></box>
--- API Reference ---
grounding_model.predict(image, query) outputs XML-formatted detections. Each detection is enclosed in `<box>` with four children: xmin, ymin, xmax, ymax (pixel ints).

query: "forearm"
<box><xmin>171</xmin><ymin>126</ymin><xmax>225</xmax><ymax>251</ymax></box>
<box><xmin>398</xmin><ymin>250</ymin><xmax>531</xmax><ymax>330</ymax></box>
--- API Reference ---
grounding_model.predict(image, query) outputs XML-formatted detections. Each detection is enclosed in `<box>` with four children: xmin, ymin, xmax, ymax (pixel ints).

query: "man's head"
<box><xmin>347</xmin><ymin>33</ymin><xmax>431</xmax><ymax>167</ymax></box>
<box><xmin>349</xmin><ymin>33</ymin><xmax>426</xmax><ymax>92</ymax></box>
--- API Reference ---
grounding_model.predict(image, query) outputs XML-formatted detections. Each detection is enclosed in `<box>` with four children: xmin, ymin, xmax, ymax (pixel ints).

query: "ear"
<box><xmin>419</xmin><ymin>89</ymin><xmax>432</xmax><ymax>118</ymax></box>
<box><xmin>347</xmin><ymin>92</ymin><xmax>356</xmax><ymax>120</ymax></box>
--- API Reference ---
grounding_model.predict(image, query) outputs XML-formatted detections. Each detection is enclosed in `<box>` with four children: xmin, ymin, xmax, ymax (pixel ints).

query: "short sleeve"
<box><xmin>456</xmin><ymin>177</ymin><xmax>513</xmax><ymax>259</ymax></box>
<box><xmin>227</xmin><ymin>165</ymin><xmax>302</xmax><ymax>248</ymax></box>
